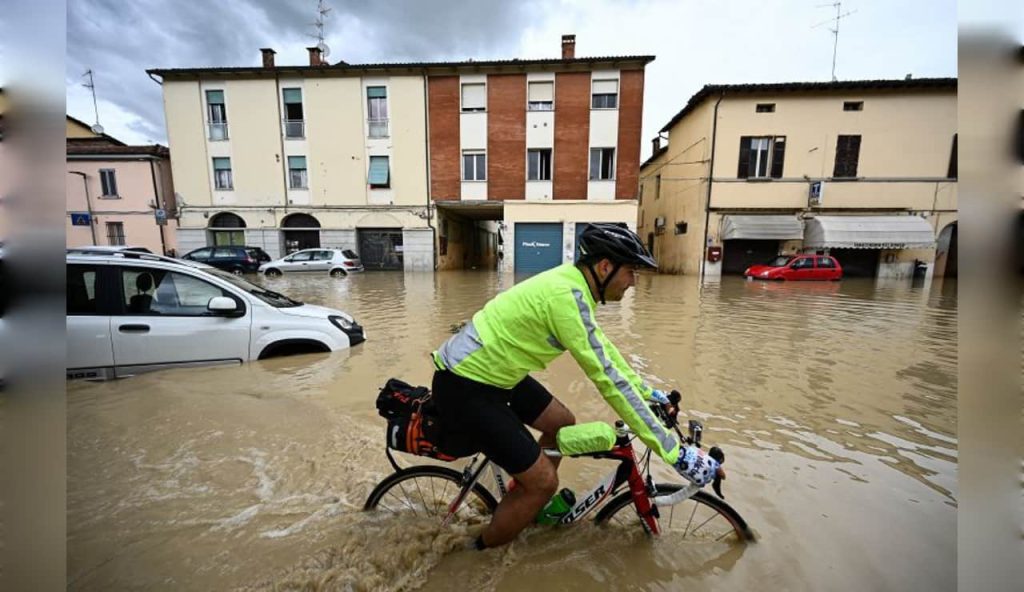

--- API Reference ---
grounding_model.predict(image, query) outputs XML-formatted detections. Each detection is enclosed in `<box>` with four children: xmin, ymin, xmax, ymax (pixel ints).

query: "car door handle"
<box><xmin>118</xmin><ymin>324</ymin><xmax>151</xmax><ymax>333</ymax></box>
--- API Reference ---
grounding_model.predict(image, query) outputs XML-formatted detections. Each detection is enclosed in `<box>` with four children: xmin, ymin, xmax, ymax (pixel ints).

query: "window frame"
<box><xmin>833</xmin><ymin>134</ymin><xmax>862</xmax><ymax>178</ymax></box>
<box><xmin>366</xmin><ymin>86</ymin><xmax>389</xmax><ymax>138</ymax></box>
<box><xmin>67</xmin><ymin>264</ymin><xmax>102</xmax><ymax>316</ymax></box>
<box><xmin>288</xmin><ymin>155</ymin><xmax>308</xmax><ymax>190</ymax></box>
<box><xmin>205</xmin><ymin>89</ymin><xmax>229</xmax><ymax>141</ymax></box>
<box><xmin>462</xmin><ymin>150</ymin><xmax>487</xmax><ymax>182</ymax></box>
<box><xmin>843</xmin><ymin>101</ymin><xmax>864</xmax><ymax>112</ymax></box>
<box><xmin>589</xmin><ymin>147</ymin><xmax>616</xmax><ymax>181</ymax></box>
<box><xmin>737</xmin><ymin>135</ymin><xmax>786</xmax><ymax>179</ymax></box>
<box><xmin>368</xmin><ymin>155</ymin><xmax>391</xmax><ymax>189</ymax></box>
<box><xmin>460</xmin><ymin>82</ymin><xmax>487</xmax><ymax>113</ymax></box>
<box><xmin>527</xmin><ymin>81</ymin><xmax>554</xmax><ymax>111</ymax></box>
<box><xmin>282</xmin><ymin>88</ymin><xmax>304</xmax><ymax>139</ymax></box>
<box><xmin>99</xmin><ymin>168</ymin><xmax>119</xmax><ymax>198</ymax></box>
<box><xmin>755</xmin><ymin>103</ymin><xmax>776</xmax><ymax>113</ymax></box>
<box><xmin>526</xmin><ymin>148</ymin><xmax>552</xmax><ymax>181</ymax></box>
<box><xmin>106</xmin><ymin>222</ymin><xmax>125</xmax><ymax>246</ymax></box>
<box><xmin>591</xmin><ymin>79</ymin><xmax>619</xmax><ymax>110</ymax></box>
<box><xmin>212</xmin><ymin>157</ymin><xmax>234</xmax><ymax>190</ymax></box>
<box><xmin>116</xmin><ymin>266</ymin><xmax>245</xmax><ymax>318</ymax></box>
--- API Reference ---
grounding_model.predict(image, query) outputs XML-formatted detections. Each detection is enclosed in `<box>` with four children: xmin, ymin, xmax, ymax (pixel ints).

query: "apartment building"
<box><xmin>639</xmin><ymin>78</ymin><xmax>957</xmax><ymax>279</ymax></box>
<box><xmin>65</xmin><ymin>116</ymin><xmax>178</xmax><ymax>254</ymax></box>
<box><xmin>149</xmin><ymin>35</ymin><xmax>653</xmax><ymax>273</ymax></box>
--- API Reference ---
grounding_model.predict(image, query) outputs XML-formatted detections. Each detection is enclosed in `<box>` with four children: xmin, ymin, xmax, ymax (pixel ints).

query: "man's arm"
<box><xmin>549</xmin><ymin>288</ymin><xmax>680</xmax><ymax>464</ymax></box>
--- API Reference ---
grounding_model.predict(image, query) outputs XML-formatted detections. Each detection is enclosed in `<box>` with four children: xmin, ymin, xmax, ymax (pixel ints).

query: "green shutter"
<box><xmin>288</xmin><ymin>156</ymin><xmax>306</xmax><ymax>169</ymax></box>
<box><xmin>366</xmin><ymin>86</ymin><xmax>387</xmax><ymax>99</ymax></box>
<box><xmin>212</xmin><ymin>157</ymin><xmax>231</xmax><ymax>170</ymax></box>
<box><xmin>206</xmin><ymin>90</ymin><xmax>224</xmax><ymax>104</ymax></box>
<box><xmin>283</xmin><ymin>88</ymin><xmax>302</xmax><ymax>103</ymax></box>
<box><xmin>368</xmin><ymin>157</ymin><xmax>390</xmax><ymax>184</ymax></box>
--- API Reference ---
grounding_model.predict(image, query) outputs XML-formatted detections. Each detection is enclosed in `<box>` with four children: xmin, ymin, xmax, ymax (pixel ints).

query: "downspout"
<box><xmin>68</xmin><ymin>171</ymin><xmax>98</xmax><ymax>245</ymax></box>
<box><xmin>422</xmin><ymin>70</ymin><xmax>437</xmax><ymax>270</ymax></box>
<box><xmin>700</xmin><ymin>93</ymin><xmax>725</xmax><ymax>280</ymax></box>
<box><xmin>149</xmin><ymin>158</ymin><xmax>169</xmax><ymax>255</ymax></box>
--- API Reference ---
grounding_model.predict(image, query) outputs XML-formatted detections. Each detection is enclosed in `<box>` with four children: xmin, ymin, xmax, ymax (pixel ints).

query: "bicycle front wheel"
<box><xmin>363</xmin><ymin>465</ymin><xmax>498</xmax><ymax>524</ymax></box>
<box><xmin>595</xmin><ymin>484</ymin><xmax>754</xmax><ymax>543</ymax></box>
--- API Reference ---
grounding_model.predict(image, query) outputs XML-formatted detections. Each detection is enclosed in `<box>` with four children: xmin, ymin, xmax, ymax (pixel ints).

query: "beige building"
<box><xmin>639</xmin><ymin>78</ymin><xmax>957</xmax><ymax>280</ymax></box>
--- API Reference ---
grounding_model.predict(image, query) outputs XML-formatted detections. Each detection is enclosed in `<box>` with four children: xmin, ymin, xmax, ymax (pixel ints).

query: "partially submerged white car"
<box><xmin>67</xmin><ymin>250</ymin><xmax>365</xmax><ymax>379</ymax></box>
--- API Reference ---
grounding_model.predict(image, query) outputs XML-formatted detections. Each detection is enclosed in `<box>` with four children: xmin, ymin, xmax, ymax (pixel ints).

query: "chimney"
<box><xmin>652</xmin><ymin>137</ymin><xmax>661</xmax><ymax>153</ymax></box>
<box><xmin>260</xmin><ymin>48</ymin><xmax>276</xmax><ymax>69</ymax></box>
<box><xmin>307</xmin><ymin>46</ymin><xmax>323</xmax><ymax>67</ymax></box>
<box><xmin>561</xmin><ymin>34</ymin><xmax>576</xmax><ymax>60</ymax></box>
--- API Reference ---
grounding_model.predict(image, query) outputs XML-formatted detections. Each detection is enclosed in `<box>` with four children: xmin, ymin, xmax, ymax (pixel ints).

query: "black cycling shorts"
<box><xmin>432</xmin><ymin>369</ymin><xmax>554</xmax><ymax>476</ymax></box>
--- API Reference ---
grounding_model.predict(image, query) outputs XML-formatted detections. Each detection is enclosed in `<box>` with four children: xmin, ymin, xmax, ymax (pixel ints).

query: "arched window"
<box><xmin>282</xmin><ymin>213</ymin><xmax>321</xmax><ymax>228</ymax></box>
<box><xmin>208</xmin><ymin>212</ymin><xmax>246</xmax><ymax>246</ymax></box>
<box><xmin>209</xmin><ymin>212</ymin><xmax>246</xmax><ymax>228</ymax></box>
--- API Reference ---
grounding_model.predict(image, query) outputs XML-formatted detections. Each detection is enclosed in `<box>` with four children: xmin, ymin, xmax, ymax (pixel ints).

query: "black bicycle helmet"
<box><xmin>577</xmin><ymin>223</ymin><xmax>657</xmax><ymax>304</ymax></box>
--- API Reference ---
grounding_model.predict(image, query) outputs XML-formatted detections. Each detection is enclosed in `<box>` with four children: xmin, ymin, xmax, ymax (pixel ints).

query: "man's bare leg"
<box><xmin>480</xmin><ymin>453</ymin><xmax>557</xmax><ymax>548</ymax></box>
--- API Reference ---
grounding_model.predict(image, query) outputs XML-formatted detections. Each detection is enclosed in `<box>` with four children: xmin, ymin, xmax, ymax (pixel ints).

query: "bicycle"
<box><xmin>364</xmin><ymin>392</ymin><xmax>755</xmax><ymax>543</ymax></box>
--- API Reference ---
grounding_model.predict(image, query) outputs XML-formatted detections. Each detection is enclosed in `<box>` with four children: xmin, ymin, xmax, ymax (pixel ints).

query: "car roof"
<box><xmin>67</xmin><ymin>249</ymin><xmax>214</xmax><ymax>269</ymax></box>
<box><xmin>72</xmin><ymin>245</ymin><xmax>152</xmax><ymax>253</ymax></box>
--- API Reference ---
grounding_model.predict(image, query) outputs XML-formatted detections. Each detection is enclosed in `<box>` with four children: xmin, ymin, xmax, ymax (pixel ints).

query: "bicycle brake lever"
<box><xmin>712</xmin><ymin>472</ymin><xmax>724</xmax><ymax>499</ymax></box>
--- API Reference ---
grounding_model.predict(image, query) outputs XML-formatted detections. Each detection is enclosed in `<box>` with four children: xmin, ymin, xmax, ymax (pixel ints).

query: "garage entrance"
<box><xmin>830</xmin><ymin>249</ymin><xmax>881</xmax><ymax>277</ymax></box>
<box><xmin>358</xmin><ymin>228</ymin><xmax>404</xmax><ymax>270</ymax></box>
<box><xmin>722</xmin><ymin>239</ymin><xmax>782</xmax><ymax>275</ymax></box>
<box><xmin>514</xmin><ymin>223</ymin><xmax>563</xmax><ymax>274</ymax></box>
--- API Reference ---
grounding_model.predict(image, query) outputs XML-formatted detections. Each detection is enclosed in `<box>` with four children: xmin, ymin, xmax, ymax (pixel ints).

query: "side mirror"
<box><xmin>208</xmin><ymin>296</ymin><xmax>242</xmax><ymax>316</ymax></box>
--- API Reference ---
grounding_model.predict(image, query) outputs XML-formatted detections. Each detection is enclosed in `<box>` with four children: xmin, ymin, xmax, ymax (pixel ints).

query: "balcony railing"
<box><xmin>284</xmin><ymin>119</ymin><xmax>305</xmax><ymax>139</ymax></box>
<box><xmin>368</xmin><ymin>118</ymin><xmax>389</xmax><ymax>139</ymax></box>
<box><xmin>208</xmin><ymin>122</ymin><xmax>229</xmax><ymax>141</ymax></box>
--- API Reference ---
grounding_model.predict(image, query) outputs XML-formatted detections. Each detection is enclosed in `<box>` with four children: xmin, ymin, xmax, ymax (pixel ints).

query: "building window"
<box><xmin>833</xmin><ymin>135</ymin><xmax>861</xmax><ymax>178</ymax></box>
<box><xmin>655</xmin><ymin>174</ymin><xmax>661</xmax><ymax>199</ymax></box>
<box><xmin>462</xmin><ymin>151</ymin><xmax>486</xmax><ymax>181</ymax></box>
<box><xmin>99</xmin><ymin>168</ymin><xmax>118</xmax><ymax>197</ymax></box>
<box><xmin>206</xmin><ymin>89</ymin><xmax>228</xmax><ymax>141</ymax></box>
<box><xmin>947</xmin><ymin>133</ymin><xmax>957</xmax><ymax>179</ymax></box>
<box><xmin>843</xmin><ymin>101</ymin><xmax>864</xmax><ymax>111</ymax></box>
<box><xmin>283</xmin><ymin>88</ymin><xmax>304</xmax><ymax>139</ymax></box>
<box><xmin>756</xmin><ymin>103</ymin><xmax>776</xmax><ymax>113</ymax></box>
<box><xmin>527</xmin><ymin>81</ymin><xmax>554</xmax><ymax>111</ymax></box>
<box><xmin>461</xmin><ymin>83</ymin><xmax>486</xmax><ymax>112</ymax></box>
<box><xmin>106</xmin><ymin>222</ymin><xmax>125</xmax><ymax>246</ymax></box>
<box><xmin>367</xmin><ymin>86</ymin><xmax>389</xmax><ymax>138</ymax></box>
<box><xmin>368</xmin><ymin>155</ymin><xmax>390</xmax><ymax>188</ymax></box>
<box><xmin>591</xmin><ymin>79</ymin><xmax>618</xmax><ymax>109</ymax></box>
<box><xmin>589</xmin><ymin>147</ymin><xmax>616</xmax><ymax>180</ymax></box>
<box><xmin>527</xmin><ymin>148</ymin><xmax>552</xmax><ymax>181</ymax></box>
<box><xmin>212</xmin><ymin>157</ymin><xmax>233</xmax><ymax>190</ymax></box>
<box><xmin>674</xmin><ymin>221</ymin><xmax>688</xmax><ymax>235</ymax></box>
<box><xmin>737</xmin><ymin>136</ymin><xmax>786</xmax><ymax>179</ymax></box>
<box><xmin>288</xmin><ymin>156</ymin><xmax>308</xmax><ymax>189</ymax></box>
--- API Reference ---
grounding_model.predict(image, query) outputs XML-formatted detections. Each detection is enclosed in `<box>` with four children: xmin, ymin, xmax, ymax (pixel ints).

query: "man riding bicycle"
<box><xmin>431</xmin><ymin>223</ymin><xmax>719</xmax><ymax>550</ymax></box>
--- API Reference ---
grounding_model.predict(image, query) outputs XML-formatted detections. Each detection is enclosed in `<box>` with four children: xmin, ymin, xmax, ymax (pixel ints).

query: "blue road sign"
<box><xmin>70</xmin><ymin>212</ymin><xmax>92</xmax><ymax>226</ymax></box>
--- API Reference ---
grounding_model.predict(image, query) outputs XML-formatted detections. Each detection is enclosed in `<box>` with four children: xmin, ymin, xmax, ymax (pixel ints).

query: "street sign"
<box><xmin>154</xmin><ymin>208</ymin><xmax>167</xmax><ymax>226</ymax></box>
<box><xmin>809</xmin><ymin>181</ymin><xmax>824</xmax><ymax>207</ymax></box>
<box><xmin>70</xmin><ymin>212</ymin><xmax>92</xmax><ymax>226</ymax></box>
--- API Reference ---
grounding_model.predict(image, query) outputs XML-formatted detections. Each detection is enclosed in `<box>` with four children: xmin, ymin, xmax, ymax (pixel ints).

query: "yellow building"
<box><xmin>639</xmin><ymin>78</ymin><xmax>957</xmax><ymax>279</ymax></box>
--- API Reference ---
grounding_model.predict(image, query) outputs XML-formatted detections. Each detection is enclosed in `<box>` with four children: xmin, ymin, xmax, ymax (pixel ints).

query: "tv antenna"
<box><xmin>813</xmin><ymin>2</ymin><xmax>857</xmax><ymax>81</ymax></box>
<box><xmin>81</xmin><ymin>69</ymin><xmax>104</xmax><ymax>134</ymax></box>
<box><xmin>309</xmin><ymin>0</ymin><xmax>332</xmax><ymax>59</ymax></box>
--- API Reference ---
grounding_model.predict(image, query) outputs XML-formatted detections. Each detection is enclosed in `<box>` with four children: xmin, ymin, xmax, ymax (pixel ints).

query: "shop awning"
<box><xmin>803</xmin><ymin>216</ymin><xmax>935</xmax><ymax>249</ymax></box>
<box><xmin>721</xmin><ymin>215</ymin><xmax>804</xmax><ymax>240</ymax></box>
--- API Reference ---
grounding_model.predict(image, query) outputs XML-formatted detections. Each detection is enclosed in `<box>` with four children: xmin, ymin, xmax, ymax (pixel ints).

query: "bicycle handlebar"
<box><xmin>648</xmin><ymin>389</ymin><xmax>727</xmax><ymax>499</ymax></box>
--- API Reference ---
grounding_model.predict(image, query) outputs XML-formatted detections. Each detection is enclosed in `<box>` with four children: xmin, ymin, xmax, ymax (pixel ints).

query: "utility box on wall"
<box><xmin>706</xmin><ymin>246</ymin><xmax>722</xmax><ymax>263</ymax></box>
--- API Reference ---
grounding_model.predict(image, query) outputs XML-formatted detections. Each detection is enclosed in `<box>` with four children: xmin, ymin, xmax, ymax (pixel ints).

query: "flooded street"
<box><xmin>67</xmin><ymin>271</ymin><xmax>957</xmax><ymax>591</ymax></box>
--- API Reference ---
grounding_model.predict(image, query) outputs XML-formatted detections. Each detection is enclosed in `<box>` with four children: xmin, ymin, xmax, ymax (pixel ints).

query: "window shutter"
<box><xmin>592</xmin><ymin>79</ymin><xmax>618</xmax><ymax>94</ymax></box>
<box><xmin>206</xmin><ymin>90</ymin><xmax>224</xmax><ymax>104</ymax></box>
<box><xmin>737</xmin><ymin>136</ymin><xmax>752</xmax><ymax>178</ymax></box>
<box><xmin>770</xmin><ymin>137</ymin><xmax>786</xmax><ymax>179</ymax></box>
<box><xmin>282</xmin><ymin>88</ymin><xmax>302</xmax><ymax>103</ymax></box>
<box><xmin>834</xmin><ymin>135</ymin><xmax>861</xmax><ymax>177</ymax></box>
<box><xmin>528</xmin><ymin>81</ymin><xmax>553</xmax><ymax>102</ymax></box>
<box><xmin>589</xmin><ymin>149</ymin><xmax>601</xmax><ymax>180</ymax></box>
<box><xmin>366</xmin><ymin>86</ymin><xmax>387</xmax><ymax>99</ymax></box>
<box><xmin>368</xmin><ymin>156</ymin><xmax>390</xmax><ymax>184</ymax></box>
<box><xmin>462</xmin><ymin>84</ymin><xmax>486</xmax><ymax>109</ymax></box>
<box><xmin>212</xmin><ymin>157</ymin><xmax>231</xmax><ymax>170</ymax></box>
<box><xmin>288</xmin><ymin>156</ymin><xmax>306</xmax><ymax>169</ymax></box>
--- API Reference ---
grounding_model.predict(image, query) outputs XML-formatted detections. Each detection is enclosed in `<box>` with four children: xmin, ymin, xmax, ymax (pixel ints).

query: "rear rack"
<box><xmin>65</xmin><ymin>248</ymin><xmax>211</xmax><ymax>269</ymax></box>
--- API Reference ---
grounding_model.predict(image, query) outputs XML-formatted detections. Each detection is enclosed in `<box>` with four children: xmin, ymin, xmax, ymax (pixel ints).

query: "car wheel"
<box><xmin>265</xmin><ymin>268</ymin><xmax>282</xmax><ymax>277</ymax></box>
<box><xmin>330</xmin><ymin>268</ymin><xmax>347</xmax><ymax>278</ymax></box>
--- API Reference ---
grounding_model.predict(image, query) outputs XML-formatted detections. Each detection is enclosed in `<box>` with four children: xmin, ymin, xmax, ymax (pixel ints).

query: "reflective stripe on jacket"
<box><xmin>433</xmin><ymin>263</ymin><xmax>680</xmax><ymax>464</ymax></box>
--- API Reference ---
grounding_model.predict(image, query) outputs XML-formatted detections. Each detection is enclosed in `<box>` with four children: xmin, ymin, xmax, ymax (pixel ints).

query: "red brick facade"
<box><xmin>428</xmin><ymin>76</ymin><xmax>461</xmax><ymax>200</ymax></box>
<box><xmin>553</xmin><ymin>72</ymin><xmax>591</xmax><ymax>199</ymax></box>
<box><xmin>615</xmin><ymin>69</ymin><xmax>644</xmax><ymax>199</ymax></box>
<box><xmin>487</xmin><ymin>74</ymin><xmax>526</xmax><ymax>200</ymax></box>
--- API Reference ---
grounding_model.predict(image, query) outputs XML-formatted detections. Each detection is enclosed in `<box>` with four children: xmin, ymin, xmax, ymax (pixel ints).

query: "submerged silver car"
<box><xmin>259</xmin><ymin>248</ymin><xmax>364</xmax><ymax>277</ymax></box>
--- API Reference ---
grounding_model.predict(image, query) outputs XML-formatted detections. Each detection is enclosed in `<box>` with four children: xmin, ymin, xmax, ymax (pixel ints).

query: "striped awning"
<box><xmin>721</xmin><ymin>215</ymin><xmax>803</xmax><ymax>240</ymax></box>
<box><xmin>803</xmin><ymin>216</ymin><xmax>935</xmax><ymax>249</ymax></box>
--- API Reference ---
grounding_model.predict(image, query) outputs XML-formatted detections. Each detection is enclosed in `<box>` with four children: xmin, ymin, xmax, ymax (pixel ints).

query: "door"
<box><xmin>309</xmin><ymin>250</ymin><xmax>335</xmax><ymax>272</ymax></box>
<box><xmin>67</xmin><ymin>263</ymin><xmax>115</xmax><ymax>376</ymax></box>
<box><xmin>283</xmin><ymin>230</ymin><xmax>320</xmax><ymax>254</ymax></box>
<box><xmin>786</xmin><ymin>256</ymin><xmax>816</xmax><ymax>280</ymax></box>
<box><xmin>282</xmin><ymin>249</ymin><xmax>315</xmax><ymax>272</ymax></box>
<box><xmin>110</xmin><ymin>266</ymin><xmax>252</xmax><ymax>374</ymax></box>
<box><xmin>358</xmin><ymin>229</ymin><xmax>404</xmax><ymax>270</ymax></box>
<box><xmin>816</xmin><ymin>256</ymin><xmax>839</xmax><ymax>280</ymax></box>
<box><xmin>514</xmin><ymin>223</ymin><xmax>563</xmax><ymax>274</ymax></box>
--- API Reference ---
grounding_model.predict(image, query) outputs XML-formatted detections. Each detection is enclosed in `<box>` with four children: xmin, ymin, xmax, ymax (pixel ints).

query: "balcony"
<box><xmin>207</xmin><ymin>122</ymin><xmax>229</xmax><ymax>141</ymax></box>
<box><xmin>368</xmin><ymin>118</ymin><xmax>389</xmax><ymax>139</ymax></box>
<box><xmin>284</xmin><ymin>119</ymin><xmax>305</xmax><ymax>139</ymax></box>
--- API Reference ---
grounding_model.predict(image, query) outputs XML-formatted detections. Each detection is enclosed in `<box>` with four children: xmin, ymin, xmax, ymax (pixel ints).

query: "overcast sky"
<box><xmin>66</xmin><ymin>0</ymin><xmax>958</xmax><ymax>160</ymax></box>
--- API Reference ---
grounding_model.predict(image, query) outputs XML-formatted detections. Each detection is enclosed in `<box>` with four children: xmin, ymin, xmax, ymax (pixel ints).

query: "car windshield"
<box><xmin>204</xmin><ymin>268</ymin><xmax>303</xmax><ymax>308</ymax></box>
<box><xmin>766</xmin><ymin>256</ymin><xmax>795</xmax><ymax>267</ymax></box>
<box><xmin>342</xmin><ymin>249</ymin><xmax>359</xmax><ymax>259</ymax></box>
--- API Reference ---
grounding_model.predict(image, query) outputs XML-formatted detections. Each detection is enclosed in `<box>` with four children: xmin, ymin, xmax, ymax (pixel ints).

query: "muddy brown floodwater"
<box><xmin>68</xmin><ymin>272</ymin><xmax>957</xmax><ymax>591</ymax></box>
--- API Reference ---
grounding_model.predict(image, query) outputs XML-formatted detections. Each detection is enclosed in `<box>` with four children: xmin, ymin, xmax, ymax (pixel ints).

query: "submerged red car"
<box><xmin>744</xmin><ymin>255</ymin><xmax>842</xmax><ymax>281</ymax></box>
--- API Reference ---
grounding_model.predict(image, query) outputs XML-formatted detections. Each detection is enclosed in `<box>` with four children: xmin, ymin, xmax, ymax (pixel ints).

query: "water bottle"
<box><xmin>535</xmin><ymin>488</ymin><xmax>576</xmax><ymax>525</ymax></box>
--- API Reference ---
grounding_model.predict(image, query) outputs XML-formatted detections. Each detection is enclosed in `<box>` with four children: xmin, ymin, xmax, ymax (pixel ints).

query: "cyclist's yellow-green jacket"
<box><xmin>433</xmin><ymin>262</ymin><xmax>680</xmax><ymax>465</ymax></box>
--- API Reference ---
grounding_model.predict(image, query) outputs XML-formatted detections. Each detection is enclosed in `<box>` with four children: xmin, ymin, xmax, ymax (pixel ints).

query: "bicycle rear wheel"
<box><xmin>363</xmin><ymin>465</ymin><xmax>498</xmax><ymax>523</ymax></box>
<box><xmin>594</xmin><ymin>484</ymin><xmax>754</xmax><ymax>542</ymax></box>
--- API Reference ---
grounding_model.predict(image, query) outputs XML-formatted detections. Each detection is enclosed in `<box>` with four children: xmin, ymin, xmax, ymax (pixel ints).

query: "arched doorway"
<box><xmin>209</xmin><ymin>212</ymin><xmax>246</xmax><ymax>246</ymax></box>
<box><xmin>281</xmin><ymin>213</ymin><xmax>321</xmax><ymax>254</ymax></box>
<box><xmin>935</xmin><ymin>221</ymin><xmax>957</xmax><ymax>278</ymax></box>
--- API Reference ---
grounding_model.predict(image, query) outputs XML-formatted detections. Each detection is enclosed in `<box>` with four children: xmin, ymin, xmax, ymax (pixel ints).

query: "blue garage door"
<box><xmin>514</xmin><ymin>223</ymin><xmax>563</xmax><ymax>274</ymax></box>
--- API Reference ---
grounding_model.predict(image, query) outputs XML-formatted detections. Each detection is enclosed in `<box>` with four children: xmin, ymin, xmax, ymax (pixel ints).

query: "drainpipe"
<box><xmin>68</xmin><ymin>170</ymin><xmax>98</xmax><ymax>245</ymax></box>
<box><xmin>422</xmin><ymin>69</ymin><xmax>437</xmax><ymax>270</ymax></box>
<box><xmin>149</xmin><ymin>158</ymin><xmax>169</xmax><ymax>255</ymax></box>
<box><xmin>700</xmin><ymin>93</ymin><xmax>725</xmax><ymax>280</ymax></box>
